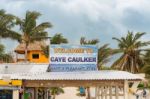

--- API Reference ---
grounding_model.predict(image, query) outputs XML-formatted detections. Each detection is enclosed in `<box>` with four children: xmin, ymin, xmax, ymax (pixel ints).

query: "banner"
<box><xmin>50</xmin><ymin>45</ymin><xmax>98</xmax><ymax>72</ymax></box>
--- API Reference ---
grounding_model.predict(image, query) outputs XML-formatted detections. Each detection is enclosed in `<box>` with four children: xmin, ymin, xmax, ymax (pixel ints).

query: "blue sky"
<box><xmin>0</xmin><ymin>0</ymin><xmax>150</xmax><ymax>53</ymax></box>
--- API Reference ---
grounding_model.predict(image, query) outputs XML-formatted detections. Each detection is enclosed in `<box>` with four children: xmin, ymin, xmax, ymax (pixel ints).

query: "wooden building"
<box><xmin>0</xmin><ymin>64</ymin><xmax>143</xmax><ymax>99</ymax></box>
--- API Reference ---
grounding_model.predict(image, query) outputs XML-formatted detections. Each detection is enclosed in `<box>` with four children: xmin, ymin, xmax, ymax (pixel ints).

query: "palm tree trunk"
<box><xmin>87</xmin><ymin>87</ymin><xmax>90</xmax><ymax>99</ymax></box>
<box><xmin>24</xmin><ymin>43</ymin><xmax>28</xmax><ymax>62</ymax></box>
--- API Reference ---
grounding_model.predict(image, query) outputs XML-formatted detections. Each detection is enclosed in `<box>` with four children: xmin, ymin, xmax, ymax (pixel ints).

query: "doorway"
<box><xmin>0</xmin><ymin>90</ymin><xmax>12</xmax><ymax>99</ymax></box>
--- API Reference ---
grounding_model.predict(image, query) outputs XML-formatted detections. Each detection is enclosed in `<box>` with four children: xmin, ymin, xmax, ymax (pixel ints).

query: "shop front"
<box><xmin>0</xmin><ymin>79</ymin><xmax>22</xmax><ymax>99</ymax></box>
<box><xmin>0</xmin><ymin>45</ymin><xmax>144</xmax><ymax>99</ymax></box>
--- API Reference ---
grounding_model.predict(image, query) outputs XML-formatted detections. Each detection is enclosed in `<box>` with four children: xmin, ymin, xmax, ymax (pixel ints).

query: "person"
<box><xmin>79</xmin><ymin>87</ymin><xmax>86</xmax><ymax>96</ymax></box>
<box><xmin>143</xmin><ymin>89</ymin><xmax>147</xmax><ymax>98</ymax></box>
<box><xmin>48</xmin><ymin>90</ymin><xmax>51</xmax><ymax>99</ymax></box>
<box><xmin>134</xmin><ymin>89</ymin><xmax>143</xmax><ymax>99</ymax></box>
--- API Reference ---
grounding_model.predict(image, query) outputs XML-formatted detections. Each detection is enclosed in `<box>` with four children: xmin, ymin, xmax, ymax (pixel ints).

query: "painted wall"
<box><xmin>27</xmin><ymin>51</ymin><xmax>49</xmax><ymax>63</ymax></box>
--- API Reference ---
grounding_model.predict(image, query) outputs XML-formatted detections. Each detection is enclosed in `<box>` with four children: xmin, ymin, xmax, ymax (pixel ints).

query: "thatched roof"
<box><xmin>15</xmin><ymin>41</ymin><xmax>46</xmax><ymax>52</ymax></box>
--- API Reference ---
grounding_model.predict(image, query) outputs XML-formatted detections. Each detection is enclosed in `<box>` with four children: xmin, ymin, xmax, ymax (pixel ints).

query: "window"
<box><xmin>32</xmin><ymin>54</ymin><xmax>39</xmax><ymax>59</ymax></box>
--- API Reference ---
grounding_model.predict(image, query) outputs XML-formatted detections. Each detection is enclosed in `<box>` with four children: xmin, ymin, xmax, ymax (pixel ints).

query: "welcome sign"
<box><xmin>50</xmin><ymin>45</ymin><xmax>98</xmax><ymax>72</ymax></box>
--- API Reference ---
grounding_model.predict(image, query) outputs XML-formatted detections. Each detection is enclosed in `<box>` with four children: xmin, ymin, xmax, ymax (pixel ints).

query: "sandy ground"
<box><xmin>55</xmin><ymin>87</ymin><xmax>150</xmax><ymax>99</ymax></box>
<box><xmin>56</xmin><ymin>87</ymin><xmax>86</xmax><ymax>99</ymax></box>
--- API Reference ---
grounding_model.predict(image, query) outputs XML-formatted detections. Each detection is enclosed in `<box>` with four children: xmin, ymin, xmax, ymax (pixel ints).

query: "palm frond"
<box><xmin>51</xmin><ymin>33</ymin><xmax>68</xmax><ymax>44</ymax></box>
<box><xmin>112</xmin><ymin>31</ymin><xmax>148</xmax><ymax>73</ymax></box>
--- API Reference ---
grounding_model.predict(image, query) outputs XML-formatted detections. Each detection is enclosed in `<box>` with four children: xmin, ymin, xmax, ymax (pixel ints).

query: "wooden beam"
<box><xmin>124</xmin><ymin>80</ymin><xmax>128</xmax><ymax>99</ymax></box>
<box><xmin>23</xmin><ymin>80</ymin><xmax>124</xmax><ymax>87</ymax></box>
<box><xmin>115</xmin><ymin>86</ymin><xmax>119</xmax><ymax>99</ymax></box>
<box><xmin>105</xmin><ymin>86</ymin><xmax>108</xmax><ymax>99</ymax></box>
<box><xmin>35</xmin><ymin>87</ymin><xmax>38</xmax><ymax>99</ymax></box>
<box><xmin>101</xmin><ymin>86</ymin><xmax>104</xmax><ymax>99</ymax></box>
<box><xmin>109</xmin><ymin>86</ymin><xmax>112</xmax><ymax>99</ymax></box>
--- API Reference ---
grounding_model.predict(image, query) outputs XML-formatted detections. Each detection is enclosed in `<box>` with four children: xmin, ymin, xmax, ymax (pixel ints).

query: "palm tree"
<box><xmin>112</xmin><ymin>31</ymin><xmax>150</xmax><ymax>73</ymax></box>
<box><xmin>49</xmin><ymin>87</ymin><xmax>64</xmax><ymax>99</ymax></box>
<box><xmin>0</xmin><ymin>9</ymin><xmax>21</xmax><ymax>41</ymax></box>
<box><xmin>98</xmin><ymin>44</ymin><xmax>117</xmax><ymax>70</ymax></box>
<box><xmin>51</xmin><ymin>33</ymin><xmax>68</xmax><ymax>44</ymax></box>
<box><xmin>80</xmin><ymin>37</ymin><xmax>114</xmax><ymax>70</ymax></box>
<box><xmin>42</xmin><ymin>33</ymin><xmax>68</xmax><ymax>58</ymax></box>
<box><xmin>142</xmin><ymin>50</ymin><xmax>150</xmax><ymax>76</ymax></box>
<box><xmin>15</xmin><ymin>11</ymin><xmax>52</xmax><ymax>62</ymax></box>
<box><xmin>0</xmin><ymin>44</ymin><xmax>13</xmax><ymax>63</ymax></box>
<box><xmin>0</xmin><ymin>10</ymin><xmax>52</xmax><ymax>62</ymax></box>
<box><xmin>80</xmin><ymin>37</ymin><xmax>100</xmax><ymax>99</ymax></box>
<box><xmin>42</xmin><ymin>33</ymin><xmax>67</xmax><ymax>98</ymax></box>
<box><xmin>80</xmin><ymin>37</ymin><xmax>99</xmax><ymax>45</ymax></box>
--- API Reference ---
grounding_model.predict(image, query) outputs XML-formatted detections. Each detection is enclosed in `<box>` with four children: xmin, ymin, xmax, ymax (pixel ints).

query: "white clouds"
<box><xmin>0</xmin><ymin>0</ymin><xmax>150</xmax><ymax>51</ymax></box>
<box><xmin>42</xmin><ymin>0</ymin><xmax>146</xmax><ymax>35</ymax></box>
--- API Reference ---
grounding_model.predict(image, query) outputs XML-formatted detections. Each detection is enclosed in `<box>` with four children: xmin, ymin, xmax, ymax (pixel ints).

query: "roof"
<box><xmin>0</xmin><ymin>63</ymin><xmax>49</xmax><ymax>74</ymax></box>
<box><xmin>15</xmin><ymin>41</ymin><xmax>46</xmax><ymax>52</ymax></box>
<box><xmin>0</xmin><ymin>70</ymin><xmax>143</xmax><ymax>81</ymax></box>
<box><xmin>0</xmin><ymin>64</ymin><xmax>143</xmax><ymax>81</ymax></box>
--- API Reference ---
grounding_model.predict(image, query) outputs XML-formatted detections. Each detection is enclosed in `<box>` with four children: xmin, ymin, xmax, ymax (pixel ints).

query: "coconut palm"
<box><xmin>79</xmin><ymin>37</ymin><xmax>115</xmax><ymax>98</ymax></box>
<box><xmin>142</xmin><ymin>50</ymin><xmax>150</xmax><ymax>75</ymax></box>
<box><xmin>80</xmin><ymin>37</ymin><xmax>99</xmax><ymax>45</ymax></box>
<box><xmin>51</xmin><ymin>33</ymin><xmax>68</xmax><ymax>44</ymax></box>
<box><xmin>0</xmin><ymin>10</ymin><xmax>52</xmax><ymax>62</ymax></box>
<box><xmin>49</xmin><ymin>87</ymin><xmax>64</xmax><ymax>99</ymax></box>
<box><xmin>0</xmin><ymin>9</ymin><xmax>21</xmax><ymax>41</ymax></box>
<box><xmin>15</xmin><ymin>11</ymin><xmax>52</xmax><ymax>62</ymax></box>
<box><xmin>42</xmin><ymin>33</ymin><xmax>67</xmax><ymax>98</ymax></box>
<box><xmin>42</xmin><ymin>33</ymin><xmax>68</xmax><ymax>58</ymax></box>
<box><xmin>98</xmin><ymin>44</ymin><xmax>115</xmax><ymax>70</ymax></box>
<box><xmin>80</xmin><ymin>37</ymin><xmax>99</xmax><ymax>99</ymax></box>
<box><xmin>112</xmin><ymin>31</ymin><xmax>150</xmax><ymax>73</ymax></box>
<box><xmin>0</xmin><ymin>44</ymin><xmax>13</xmax><ymax>63</ymax></box>
<box><xmin>80</xmin><ymin>37</ymin><xmax>114</xmax><ymax>70</ymax></box>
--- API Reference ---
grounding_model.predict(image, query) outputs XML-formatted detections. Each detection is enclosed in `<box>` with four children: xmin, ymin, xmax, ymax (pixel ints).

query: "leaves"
<box><xmin>42</xmin><ymin>33</ymin><xmax>68</xmax><ymax>58</ymax></box>
<box><xmin>112</xmin><ymin>31</ymin><xmax>149</xmax><ymax>73</ymax></box>
<box><xmin>51</xmin><ymin>33</ymin><xmax>68</xmax><ymax>44</ymax></box>
<box><xmin>0</xmin><ymin>44</ymin><xmax>13</xmax><ymax>63</ymax></box>
<box><xmin>49</xmin><ymin>87</ymin><xmax>64</xmax><ymax>99</ymax></box>
<box><xmin>98</xmin><ymin>44</ymin><xmax>114</xmax><ymax>69</ymax></box>
<box><xmin>80</xmin><ymin>37</ymin><xmax>99</xmax><ymax>45</ymax></box>
<box><xmin>0</xmin><ymin>9</ymin><xmax>20</xmax><ymax>41</ymax></box>
<box><xmin>16</xmin><ymin>11</ymin><xmax>52</xmax><ymax>44</ymax></box>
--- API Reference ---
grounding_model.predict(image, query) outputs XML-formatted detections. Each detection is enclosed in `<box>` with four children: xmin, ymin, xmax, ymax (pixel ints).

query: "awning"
<box><xmin>0</xmin><ymin>70</ymin><xmax>143</xmax><ymax>81</ymax></box>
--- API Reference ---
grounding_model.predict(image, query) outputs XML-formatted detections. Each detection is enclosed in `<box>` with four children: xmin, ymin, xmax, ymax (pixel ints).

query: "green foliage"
<box><xmin>142</xmin><ymin>50</ymin><xmax>150</xmax><ymax>76</ymax></box>
<box><xmin>0</xmin><ymin>44</ymin><xmax>4</xmax><ymax>54</ymax></box>
<box><xmin>51</xmin><ymin>33</ymin><xmax>68</xmax><ymax>44</ymax></box>
<box><xmin>112</xmin><ymin>31</ymin><xmax>150</xmax><ymax>73</ymax></box>
<box><xmin>16</xmin><ymin>11</ymin><xmax>52</xmax><ymax>44</ymax></box>
<box><xmin>16</xmin><ymin>11</ymin><xmax>52</xmax><ymax>61</ymax></box>
<box><xmin>100</xmin><ymin>66</ymin><xmax>112</xmax><ymax>70</ymax></box>
<box><xmin>0</xmin><ymin>44</ymin><xmax>13</xmax><ymax>63</ymax></box>
<box><xmin>80</xmin><ymin>37</ymin><xmax>114</xmax><ymax>70</ymax></box>
<box><xmin>80</xmin><ymin>37</ymin><xmax>99</xmax><ymax>45</ymax></box>
<box><xmin>42</xmin><ymin>33</ymin><xmax>68</xmax><ymax>58</ymax></box>
<box><xmin>98</xmin><ymin>44</ymin><xmax>115</xmax><ymax>70</ymax></box>
<box><xmin>0</xmin><ymin>10</ymin><xmax>52</xmax><ymax>62</ymax></box>
<box><xmin>41</xmin><ymin>45</ymin><xmax>49</xmax><ymax>58</ymax></box>
<box><xmin>138</xmin><ymin>83</ymin><xmax>144</xmax><ymax>88</ymax></box>
<box><xmin>49</xmin><ymin>87</ymin><xmax>64</xmax><ymax>99</ymax></box>
<box><xmin>0</xmin><ymin>9</ymin><xmax>21</xmax><ymax>41</ymax></box>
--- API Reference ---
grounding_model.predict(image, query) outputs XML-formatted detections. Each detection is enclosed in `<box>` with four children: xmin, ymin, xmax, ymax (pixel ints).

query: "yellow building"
<box><xmin>15</xmin><ymin>41</ymin><xmax>49</xmax><ymax>63</ymax></box>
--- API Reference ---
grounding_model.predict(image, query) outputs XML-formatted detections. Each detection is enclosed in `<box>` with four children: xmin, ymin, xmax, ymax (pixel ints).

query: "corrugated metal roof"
<box><xmin>0</xmin><ymin>64</ymin><xmax>143</xmax><ymax>81</ymax></box>
<box><xmin>0</xmin><ymin>63</ymin><xmax>49</xmax><ymax>74</ymax></box>
<box><xmin>0</xmin><ymin>71</ymin><xmax>143</xmax><ymax>81</ymax></box>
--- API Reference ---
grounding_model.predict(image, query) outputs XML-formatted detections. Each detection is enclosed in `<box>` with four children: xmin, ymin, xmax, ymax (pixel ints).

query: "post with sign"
<box><xmin>49</xmin><ymin>45</ymin><xmax>98</xmax><ymax>72</ymax></box>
